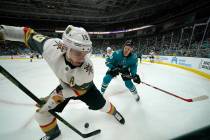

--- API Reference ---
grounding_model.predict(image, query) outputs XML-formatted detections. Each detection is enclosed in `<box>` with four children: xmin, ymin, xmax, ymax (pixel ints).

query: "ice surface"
<box><xmin>0</xmin><ymin>57</ymin><xmax>210</xmax><ymax>140</ymax></box>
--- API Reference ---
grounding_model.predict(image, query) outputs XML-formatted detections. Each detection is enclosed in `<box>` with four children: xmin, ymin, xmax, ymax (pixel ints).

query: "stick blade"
<box><xmin>192</xmin><ymin>95</ymin><xmax>209</xmax><ymax>102</ymax></box>
<box><xmin>82</xmin><ymin>129</ymin><xmax>101</xmax><ymax>138</ymax></box>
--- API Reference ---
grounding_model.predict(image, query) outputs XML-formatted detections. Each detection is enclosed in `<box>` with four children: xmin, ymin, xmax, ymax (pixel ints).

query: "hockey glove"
<box><xmin>109</xmin><ymin>67</ymin><xmax>120</xmax><ymax>77</ymax></box>
<box><xmin>133</xmin><ymin>74</ymin><xmax>141</xmax><ymax>84</ymax></box>
<box><xmin>36</xmin><ymin>91</ymin><xmax>64</xmax><ymax>113</ymax></box>
<box><xmin>119</xmin><ymin>67</ymin><xmax>129</xmax><ymax>74</ymax></box>
<box><xmin>121</xmin><ymin>73</ymin><xmax>132</xmax><ymax>81</ymax></box>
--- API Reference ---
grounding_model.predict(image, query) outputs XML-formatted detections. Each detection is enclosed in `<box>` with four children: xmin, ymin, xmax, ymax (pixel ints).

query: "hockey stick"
<box><xmin>0</xmin><ymin>65</ymin><xmax>101</xmax><ymax>138</ymax></box>
<box><xmin>121</xmin><ymin>74</ymin><xmax>209</xmax><ymax>102</ymax></box>
<box><xmin>141</xmin><ymin>82</ymin><xmax>208</xmax><ymax>102</ymax></box>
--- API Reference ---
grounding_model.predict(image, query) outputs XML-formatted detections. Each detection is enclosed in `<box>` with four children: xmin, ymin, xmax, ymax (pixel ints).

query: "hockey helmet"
<box><xmin>62</xmin><ymin>25</ymin><xmax>92</xmax><ymax>53</ymax></box>
<box><xmin>106</xmin><ymin>47</ymin><xmax>112</xmax><ymax>51</ymax></box>
<box><xmin>124</xmin><ymin>40</ymin><xmax>134</xmax><ymax>48</ymax></box>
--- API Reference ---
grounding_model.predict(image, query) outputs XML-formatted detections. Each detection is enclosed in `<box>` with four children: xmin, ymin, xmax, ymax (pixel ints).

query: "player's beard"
<box><xmin>123</xmin><ymin>50</ymin><xmax>131</xmax><ymax>57</ymax></box>
<box><xmin>65</xmin><ymin>49</ymin><xmax>85</xmax><ymax>67</ymax></box>
<box><xmin>123</xmin><ymin>46</ymin><xmax>133</xmax><ymax>57</ymax></box>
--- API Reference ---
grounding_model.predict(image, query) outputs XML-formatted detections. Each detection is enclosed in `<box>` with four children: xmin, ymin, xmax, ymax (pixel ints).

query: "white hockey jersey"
<box><xmin>1</xmin><ymin>25</ymin><xmax>94</xmax><ymax>98</ymax></box>
<box><xmin>42</xmin><ymin>38</ymin><xmax>94</xmax><ymax>97</ymax></box>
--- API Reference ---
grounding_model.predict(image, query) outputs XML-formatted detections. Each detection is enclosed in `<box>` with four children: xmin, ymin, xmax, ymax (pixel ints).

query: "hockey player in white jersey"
<box><xmin>149</xmin><ymin>50</ymin><xmax>155</xmax><ymax>63</ymax></box>
<box><xmin>0</xmin><ymin>25</ymin><xmax>125</xmax><ymax>140</ymax></box>
<box><xmin>106</xmin><ymin>47</ymin><xmax>113</xmax><ymax>57</ymax></box>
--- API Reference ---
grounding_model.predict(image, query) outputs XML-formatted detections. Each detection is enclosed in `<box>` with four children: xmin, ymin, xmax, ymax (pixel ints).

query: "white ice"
<box><xmin>0</xmin><ymin>57</ymin><xmax>210</xmax><ymax>140</ymax></box>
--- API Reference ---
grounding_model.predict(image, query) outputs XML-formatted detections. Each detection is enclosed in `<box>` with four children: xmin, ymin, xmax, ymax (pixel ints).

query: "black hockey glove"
<box><xmin>133</xmin><ymin>74</ymin><xmax>141</xmax><ymax>84</ymax></box>
<box><xmin>120</xmin><ymin>67</ymin><xmax>129</xmax><ymax>74</ymax></box>
<box><xmin>121</xmin><ymin>73</ymin><xmax>132</xmax><ymax>80</ymax></box>
<box><xmin>109</xmin><ymin>67</ymin><xmax>120</xmax><ymax>77</ymax></box>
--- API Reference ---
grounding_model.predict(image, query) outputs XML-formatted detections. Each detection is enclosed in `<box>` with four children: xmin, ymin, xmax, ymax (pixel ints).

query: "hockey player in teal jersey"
<box><xmin>101</xmin><ymin>40</ymin><xmax>141</xmax><ymax>102</ymax></box>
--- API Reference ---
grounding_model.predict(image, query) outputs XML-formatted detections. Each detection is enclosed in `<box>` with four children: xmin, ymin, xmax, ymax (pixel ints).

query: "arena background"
<box><xmin>0</xmin><ymin>0</ymin><xmax>210</xmax><ymax>139</ymax></box>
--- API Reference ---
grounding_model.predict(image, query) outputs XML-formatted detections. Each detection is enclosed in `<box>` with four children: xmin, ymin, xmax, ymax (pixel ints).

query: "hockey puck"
<box><xmin>84</xmin><ymin>122</ymin><xmax>89</xmax><ymax>128</ymax></box>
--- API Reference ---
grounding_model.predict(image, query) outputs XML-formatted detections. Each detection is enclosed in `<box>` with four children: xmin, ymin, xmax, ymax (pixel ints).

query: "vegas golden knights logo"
<box><xmin>84</xmin><ymin>64</ymin><xmax>93</xmax><ymax>75</ymax></box>
<box><xmin>53</xmin><ymin>41</ymin><xmax>66</xmax><ymax>52</ymax></box>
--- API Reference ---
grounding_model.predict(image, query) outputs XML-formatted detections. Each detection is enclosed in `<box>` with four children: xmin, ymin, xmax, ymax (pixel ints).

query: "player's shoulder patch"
<box><xmin>32</xmin><ymin>33</ymin><xmax>48</xmax><ymax>43</ymax></box>
<box><xmin>84</xmin><ymin>62</ymin><xmax>93</xmax><ymax>75</ymax></box>
<box><xmin>52</xmin><ymin>39</ymin><xmax>66</xmax><ymax>52</ymax></box>
<box><xmin>83</xmin><ymin>58</ymin><xmax>94</xmax><ymax>75</ymax></box>
<box><xmin>44</xmin><ymin>38</ymin><xmax>62</xmax><ymax>47</ymax></box>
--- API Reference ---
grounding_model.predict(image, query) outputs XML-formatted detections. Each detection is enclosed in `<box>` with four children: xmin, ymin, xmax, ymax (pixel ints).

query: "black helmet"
<box><xmin>124</xmin><ymin>40</ymin><xmax>134</xmax><ymax>47</ymax></box>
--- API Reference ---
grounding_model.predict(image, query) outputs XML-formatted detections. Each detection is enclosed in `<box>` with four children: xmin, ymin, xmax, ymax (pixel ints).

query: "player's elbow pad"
<box><xmin>0</xmin><ymin>25</ymin><xmax>25</xmax><ymax>42</ymax></box>
<box><xmin>0</xmin><ymin>25</ymin><xmax>34</xmax><ymax>46</ymax></box>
